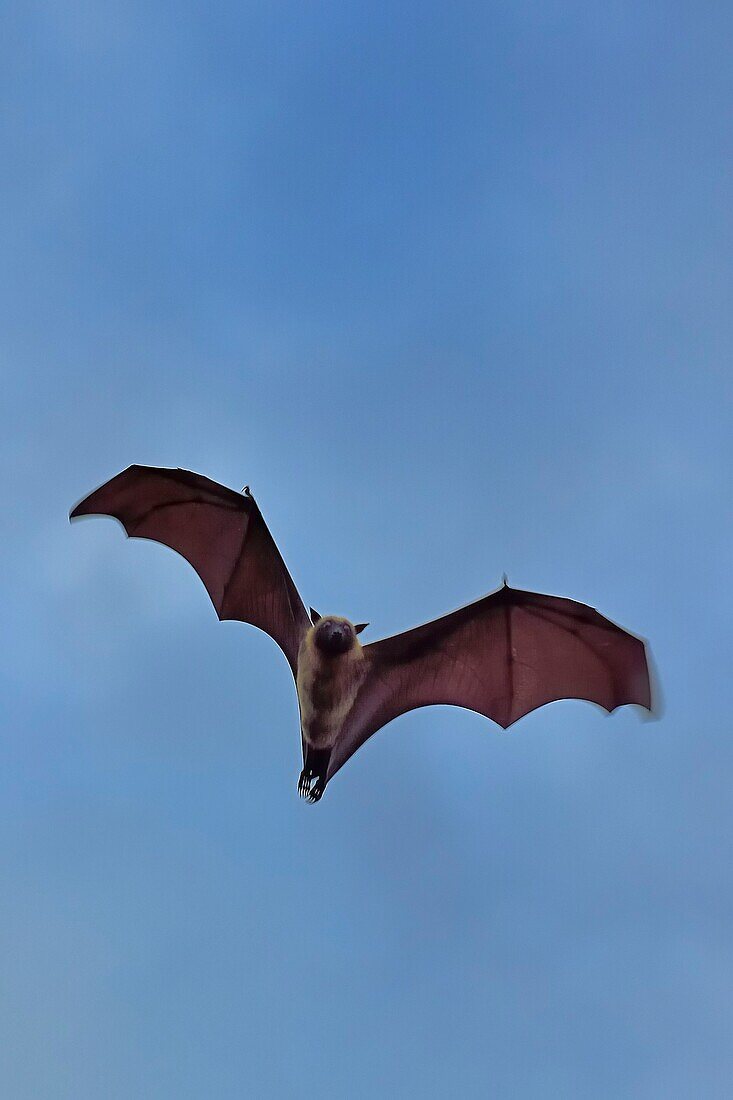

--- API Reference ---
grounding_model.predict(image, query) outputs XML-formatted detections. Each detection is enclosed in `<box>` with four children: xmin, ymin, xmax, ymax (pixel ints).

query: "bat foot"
<box><xmin>298</xmin><ymin>769</ymin><xmax>325</xmax><ymax>803</ymax></box>
<box><xmin>306</xmin><ymin>779</ymin><xmax>325</xmax><ymax>803</ymax></box>
<box><xmin>298</xmin><ymin>769</ymin><xmax>312</xmax><ymax>798</ymax></box>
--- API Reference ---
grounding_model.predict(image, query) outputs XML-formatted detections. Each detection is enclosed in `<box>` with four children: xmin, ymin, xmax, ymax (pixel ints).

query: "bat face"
<box><xmin>313</xmin><ymin>616</ymin><xmax>358</xmax><ymax>657</ymax></box>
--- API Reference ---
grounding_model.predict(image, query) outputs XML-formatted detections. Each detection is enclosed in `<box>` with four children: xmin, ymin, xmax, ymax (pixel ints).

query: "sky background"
<box><xmin>2</xmin><ymin>3</ymin><xmax>732</xmax><ymax>1097</ymax></box>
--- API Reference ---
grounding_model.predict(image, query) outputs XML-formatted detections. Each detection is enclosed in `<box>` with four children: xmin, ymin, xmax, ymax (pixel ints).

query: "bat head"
<box><xmin>312</xmin><ymin>615</ymin><xmax>368</xmax><ymax>657</ymax></box>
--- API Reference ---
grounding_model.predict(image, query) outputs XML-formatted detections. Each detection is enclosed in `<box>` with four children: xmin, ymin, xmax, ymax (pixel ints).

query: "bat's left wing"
<box><xmin>70</xmin><ymin>464</ymin><xmax>310</xmax><ymax>678</ymax></box>
<box><xmin>327</xmin><ymin>583</ymin><xmax>651</xmax><ymax>781</ymax></box>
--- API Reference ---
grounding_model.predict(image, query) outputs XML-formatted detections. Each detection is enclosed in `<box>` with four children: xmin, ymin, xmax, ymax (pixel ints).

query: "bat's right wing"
<box><xmin>70</xmin><ymin>464</ymin><xmax>311</xmax><ymax>678</ymax></box>
<box><xmin>328</xmin><ymin>583</ymin><xmax>651</xmax><ymax>780</ymax></box>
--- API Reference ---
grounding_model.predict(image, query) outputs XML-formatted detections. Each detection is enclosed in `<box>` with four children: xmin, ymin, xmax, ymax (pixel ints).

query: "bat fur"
<box><xmin>297</xmin><ymin>617</ymin><xmax>368</xmax><ymax>751</ymax></box>
<box><xmin>295</xmin><ymin>615</ymin><xmax>368</xmax><ymax>801</ymax></box>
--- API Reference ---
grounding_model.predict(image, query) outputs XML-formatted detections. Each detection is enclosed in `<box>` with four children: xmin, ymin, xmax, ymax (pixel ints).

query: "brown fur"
<box><xmin>296</xmin><ymin>617</ymin><xmax>368</xmax><ymax>749</ymax></box>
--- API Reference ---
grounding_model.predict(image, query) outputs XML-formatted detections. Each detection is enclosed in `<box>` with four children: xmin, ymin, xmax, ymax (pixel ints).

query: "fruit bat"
<box><xmin>70</xmin><ymin>465</ymin><xmax>652</xmax><ymax>802</ymax></box>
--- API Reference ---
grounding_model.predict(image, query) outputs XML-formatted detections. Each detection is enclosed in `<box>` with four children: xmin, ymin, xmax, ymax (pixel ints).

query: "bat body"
<box><xmin>295</xmin><ymin>615</ymin><xmax>369</xmax><ymax>799</ymax></box>
<box><xmin>297</xmin><ymin>616</ymin><xmax>368</xmax><ymax>750</ymax></box>
<box><xmin>70</xmin><ymin>465</ymin><xmax>653</xmax><ymax>802</ymax></box>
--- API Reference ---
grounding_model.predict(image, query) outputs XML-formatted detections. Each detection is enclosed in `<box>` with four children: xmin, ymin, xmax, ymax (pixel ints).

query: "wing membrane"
<box><xmin>70</xmin><ymin>465</ymin><xmax>310</xmax><ymax>677</ymax></box>
<box><xmin>328</xmin><ymin>585</ymin><xmax>651</xmax><ymax>779</ymax></box>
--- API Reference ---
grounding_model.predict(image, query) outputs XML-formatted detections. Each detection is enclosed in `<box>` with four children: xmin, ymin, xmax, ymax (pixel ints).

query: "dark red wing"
<box><xmin>70</xmin><ymin>465</ymin><xmax>310</xmax><ymax>677</ymax></box>
<box><xmin>328</xmin><ymin>584</ymin><xmax>651</xmax><ymax>780</ymax></box>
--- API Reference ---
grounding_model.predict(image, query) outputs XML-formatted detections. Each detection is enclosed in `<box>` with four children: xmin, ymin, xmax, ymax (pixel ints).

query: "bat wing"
<box><xmin>327</xmin><ymin>583</ymin><xmax>651</xmax><ymax>780</ymax></box>
<box><xmin>70</xmin><ymin>464</ymin><xmax>310</xmax><ymax>677</ymax></box>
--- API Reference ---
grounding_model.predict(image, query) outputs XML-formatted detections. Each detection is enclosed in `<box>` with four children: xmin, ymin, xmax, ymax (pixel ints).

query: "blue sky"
<box><xmin>2</xmin><ymin>3</ymin><xmax>732</xmax><ymax>1096</ymax></box>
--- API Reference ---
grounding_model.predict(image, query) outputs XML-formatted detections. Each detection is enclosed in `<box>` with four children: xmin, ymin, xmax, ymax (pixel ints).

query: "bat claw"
<box><xmin>298</xmin><ymin>769</ymin><xmax>325</xmax><ymax>802</ymax></box>
<box><xmin>298</xmin><ymin>769</ymin><xmax>312</xmax><ymax>798</ymax></box>
<box><xmin>307</xmin><ymin>781</ymin><xmax>325</xmax><ymax>803</ymax></box>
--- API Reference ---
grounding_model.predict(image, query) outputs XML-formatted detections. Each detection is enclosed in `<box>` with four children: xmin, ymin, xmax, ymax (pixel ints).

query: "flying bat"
<box><xmin>70</xmin><ymin>465</ymin><xmax>652</xmax><ymax>802</ymax></box>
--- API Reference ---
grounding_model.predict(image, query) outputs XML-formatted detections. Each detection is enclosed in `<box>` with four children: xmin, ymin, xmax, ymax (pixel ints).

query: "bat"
<box><xmin>70</xmin><ymin>465</ymin><xmax>652</xmax><ymax>802</ymax></box>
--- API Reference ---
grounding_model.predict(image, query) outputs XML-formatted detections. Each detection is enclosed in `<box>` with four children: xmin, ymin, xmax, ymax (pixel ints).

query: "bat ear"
<box><xmin>354</xmin><ymin>622</ymin><xmax>369</xmax><ymax>634</ymax></box>
<box><xmin>309</xmin><ymin>608</ymin><xmax>322</xmax><ymax>625</ymax></box>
